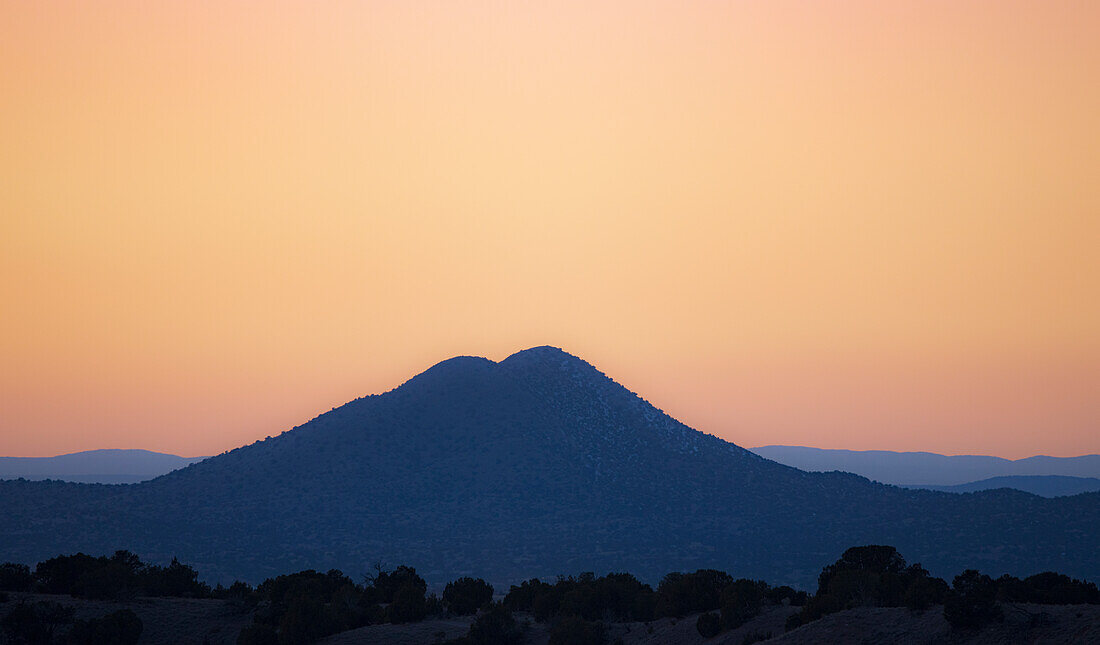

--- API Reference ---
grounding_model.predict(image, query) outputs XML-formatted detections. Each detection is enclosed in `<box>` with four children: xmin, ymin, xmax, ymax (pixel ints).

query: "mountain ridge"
<box><xmin>1</xmin><ymin>347</ymin><xmax>1097</xmax><ymax>589</ymax></box>
<box><xmin>904</xmin><ymin>475</ymin><xmax>1100</xmax><ymax>498</ymax></box>
<box><xmin>751</xmin><ymin>445</ymin><xmax>1100</xmax><ymax>485</ymax></box>
<box><xmin>0</xmin><ymin>448</ymin><xmax>207</xmax><ymax>484</ymax></box>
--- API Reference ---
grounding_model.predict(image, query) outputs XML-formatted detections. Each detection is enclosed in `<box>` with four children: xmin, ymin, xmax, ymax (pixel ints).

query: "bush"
<box><xmin>68</xmin><ymin>609</ymin><xmax>143</xmax><ymax>645</ymax></box>
<box><xmin>503</xmin><ymin>573</ymin><xmax>655</xmax><ymax>623</ymax></box>
<box><xmin>695</xmin><ymin>612</ymin><xmax>721</xmax><ymax>638</ymax></box>
<box><xmin>388</xmin><ymin>582</ymin><xmax>428</xmax><ymax>624</ymax></box>
<box><xmin>656</xmin><ymin>570</ymin><xmax>732</xmax><ymax>616</ymax></box>
<box><xmin>720</xmin><ymin>579</ymin><xmax>767</xmax><ymax>630</ymax></box>
<box><xmin>903</xmin><ymin>575</ymin><xmax>947</xmax><ymax>611</ymax></box>
<box><xmin>368</xmin><ymin>565</ymin><xmax>426</xmax><ymax>604</ymax></box>
<box><xmin>741</xmin><ymin>631</ymin><xmax>772</xmax><ymax>645</ymax></box>
<box><xmin>767</xmin><ymin>585</ymin><xmax>807</xmax><ymax>606</ymax></box>
<box><xmin>444</xmin><ymin>577</ymin><xmax>494</xmax><ymax>615</ymax></box>
<box><xmin>278</xmin><ymin>595</ymin><xmax>337</xmax><ymax>645</ymax></box>
<box><xmin>944</xmin><ymin>570</ymin><xmax>1003</xmax><ymax>631</ymax></box>
<box><xmin>0</xmin><ymin>600</ymin><xmax>73</xmax><ymax>644</ymax></box>
<box><xmin>467</xmin><ymin>603</ymin><xmax>523</xmax><ymax>645</ymax></box>
<box><xmin>549</xmin><ymin>616</ymin><xmax>605</xmax><ymax>645</ymax></box>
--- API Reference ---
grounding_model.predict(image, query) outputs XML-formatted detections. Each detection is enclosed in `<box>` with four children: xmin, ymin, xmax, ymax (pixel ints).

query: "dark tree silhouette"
<box><xmin>944</xmin><ymin>570</ymin><xmax>1003</xmax><ymax>631</ymax></box>
<box><xmin>443</xmin><ymin>577</ymin><xmax>493</xmax><ymax>615</ymax></box>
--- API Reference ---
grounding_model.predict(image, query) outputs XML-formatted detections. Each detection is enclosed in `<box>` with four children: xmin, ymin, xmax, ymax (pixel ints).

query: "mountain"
<box><xmin>750</xmin><ymin>445</ymin><xmax>1100</xmax><ymax>486</ymax></box>
<box><xmin>1</xmin><ymin>347</ymin><xmax>1097</xmax><ymax>589</ymax></box>
<box><xmin>906</xmin><ymin>475</ymin><xmax>1100</xmax><ymax>498</ymax></box>
<box><xmin>0</xmin><ymin>449</ymin><xmax>207</xmax><ymax>484</ymax></box>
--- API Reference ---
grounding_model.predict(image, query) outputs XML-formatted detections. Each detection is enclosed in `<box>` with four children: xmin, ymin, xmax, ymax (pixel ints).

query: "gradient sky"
<box><xmin>2</xmin><ymin>1</ymin><xmax>1098</xmax><ymax>459</ymax></box>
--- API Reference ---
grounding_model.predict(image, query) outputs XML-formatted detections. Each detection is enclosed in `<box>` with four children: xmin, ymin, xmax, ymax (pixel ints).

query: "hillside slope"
<box><xmin>1</xmin><ymin>347</ymin><xmax>1097</xmax><ymax>588</ymax></box>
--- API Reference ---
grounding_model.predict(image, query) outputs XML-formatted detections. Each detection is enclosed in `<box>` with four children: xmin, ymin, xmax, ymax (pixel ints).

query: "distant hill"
<box><xmin>0</xmin><ymin>449</ymin><xmax>206</xmax><ymax>484</ymax></box>
<box><xmin>1</xmin><ymin>347</ymin><xmax>1098</xmax><ymax>589</ymax></box>
<box><xmin>750</xmin><ymin>445</ymin><xmax>1100</xmax><ymax>486</ymax></box>
<box><xmin>905</xmin><ymin>475</ymin><xmax>1100</xmax><ymax>498</ymax></box>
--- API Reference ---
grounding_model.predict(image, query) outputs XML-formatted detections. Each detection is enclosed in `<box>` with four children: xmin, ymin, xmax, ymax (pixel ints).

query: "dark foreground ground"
<box><xmin>3</xmin><ymin>593</ymin><xmax>1099</xmax><ymax>644</ymax></box>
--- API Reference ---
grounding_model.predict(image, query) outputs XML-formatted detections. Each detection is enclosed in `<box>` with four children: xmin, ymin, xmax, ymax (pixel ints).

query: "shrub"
<box><xmin>720</xmin><ymin>579</ymin><xmax>767</xmax><ymax>630</ymax></box>
<box><xmin>368</xmin><ymin>565</ymin><xmax>426</xmax><ymax>604</ymax></box>
<box><xmin>741</xmin><ymin>630</ymin><xmax>772</xmax><ymax>645</ymax></box>
<box><xmin>767</xmin><ymin>585</ymin><xmax>807</xmax><ymax>606</ymax></box>
<box><xmin>0</xmin><ymin>600</ymin><xmax>73</xmax><ymax>644</ymax></box>
<box><xmin>467</xmin><ymin>603</ymin><xmax>523</xmax><ymax>645</ymax></box>
<box><xmin>549</xmin><ymin>616</ymin><xmax>605</xmax><ymax>645</ymax></box>
<box><xmin>68</xmin><ymin>609</ymin><xmax>143</xmax><ymax>645</ymax></box>
<box><xmin>695</xmin><ymin>612</ymin><xmax>721</xmax><ymax>638</ymax></box>
<box><xmin>388</xmin><ymin>582</ymin><xmax>428</xmax><ymax>624</ymax></box>
<box><xmin>656</xmin><ymin>569</ymin><xmax>732</xmax><ymax>616</ymax></box>
<box><xmin>503</xmin><ymin>579</ymin><xmax>552</xmax><ymax>613</ymax></box>
<box><xmin>903</xmin><ymin>575</ymin><xmax>947</xmax><ymax>611</ymax></box>
<box><xmin>444</xmin><ymin>577</ymin><xmax>494</xmax><ymax>615</ymax></box>
<box><xmin>504</xmin><ymin>574</ymin><xmax>655</xmax><ymax>623</ymax></box>
<box><xmin>278</xmin><ymin>595</ymin><xmax>337</xmax><ymax>645</ymax></box>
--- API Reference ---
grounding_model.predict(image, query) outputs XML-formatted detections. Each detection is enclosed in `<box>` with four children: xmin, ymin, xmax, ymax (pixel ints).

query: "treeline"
<box><xmin>0</xmin><ymin>551</ymin><xmax>209</xmax><ymax>600</ymax></box>
<box><xmin>2</xmin><ymin>547</ymin><xmax>1098</xmax><ymax>645</ymax></box>
<box><xmin>785</xmin><ymin>545</ymin><xmax>1100</xmax><ymax>633</ymax></box>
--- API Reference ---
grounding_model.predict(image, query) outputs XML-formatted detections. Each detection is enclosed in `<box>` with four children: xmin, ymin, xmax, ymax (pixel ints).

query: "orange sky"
<box><xmin>1</xmin><ymin>1</ymin><xmax>1098</xmax><ymax>459</ymax></box>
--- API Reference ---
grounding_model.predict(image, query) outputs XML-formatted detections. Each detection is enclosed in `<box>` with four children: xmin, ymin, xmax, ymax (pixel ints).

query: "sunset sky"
<box><xmin>2</xmin><ymin>1</ymin><xmax>1097</xmax><ymax>459</ymax></box>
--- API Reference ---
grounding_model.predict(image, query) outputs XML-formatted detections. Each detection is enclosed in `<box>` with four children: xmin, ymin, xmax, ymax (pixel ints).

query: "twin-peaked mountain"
<box><xmin>1</xmin><ymin>347</ymin><xmax>1097</xmax><ymax>588</ymax></box>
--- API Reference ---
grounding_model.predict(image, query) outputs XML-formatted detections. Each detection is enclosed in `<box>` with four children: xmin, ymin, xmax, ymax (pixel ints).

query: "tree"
<box><xmin>443</xmin><ymin>577</ymin><xmax>494</xmax><ymax>615</ymax></box>
<box><xmin>903</xmin><ymin>575</ymin><xmax>947</xmax><ymax>611</ymax></box>
<box><xmin>720</xmin><ymin>579</ymin><xmax>767</xmax><ymax>630</ymax></box>
<box><xmin>944</xmin><ymin>570</ymin><xmax>1002</xmax><ymax>630</ymax></box>
<box><xmin>0</xmin><ymin>563</ymin><xmax>34</xmax><ymax>592</ymax></box>
<box><xmin>367</xmin><ymin>565</ymin><xmax>426</xmax><ymax>604</ymax></box>
<box><xmin>656</xmin><ymin>569</ymin><xmax>733</xmax><ymax>616</ymax></box>
<box><xmin>388</xmin><ymin>582</ymin><xmax>428</xmax><ymax>624</ymax></box>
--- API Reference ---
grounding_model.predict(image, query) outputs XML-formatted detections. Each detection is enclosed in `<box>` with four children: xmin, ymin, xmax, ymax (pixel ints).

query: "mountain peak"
<box><xmin>501</xmin><ymin>345</ymin><xmax>577</xmax><ymax>365</ymax></box>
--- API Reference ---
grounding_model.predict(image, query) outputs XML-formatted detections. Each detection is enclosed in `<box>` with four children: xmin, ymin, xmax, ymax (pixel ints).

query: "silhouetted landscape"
<box><xmin>0</xmin><ymin>450</ymin><xmax>207</xmax><ymax>485</ymax></box>
<box><xmin>750</xmin><ymin>446</ymin><xmax>1100</xmax><ymax>486</ymax></box>
<box><xmin>2</xmin><ymin>348</ymin><xmax>1097</xmax><ymax>598</ymax></box>
<box><xmin>2</xmin><ymin>545</ymin><xmax>1098</xmax><ymax>644</ymax></box>
<box><xmin>905</xmin><ymin>475</ymin><xmax>1100</xmax><ymax>498</ymax></box>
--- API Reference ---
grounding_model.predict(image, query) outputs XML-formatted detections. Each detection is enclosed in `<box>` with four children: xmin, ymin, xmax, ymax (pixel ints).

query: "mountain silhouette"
<box><xmin>906</xmin><ymin>475</ymin><xmax>1100</xmax><ymax>498</ymax></box>
<box><xmin>751</xmin><ymin>445</ymin><xmax>1100</xmax><ymax>486</ymax></box>
<box><xmin>1</xmin><ymin>346</ymin><xmax>1097</xmax><ymax>588</ymax></box>
<box><xmin>0</xmin><ymin>449</ymin><xmax>206</xmax><ymax>484</ymax></box>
